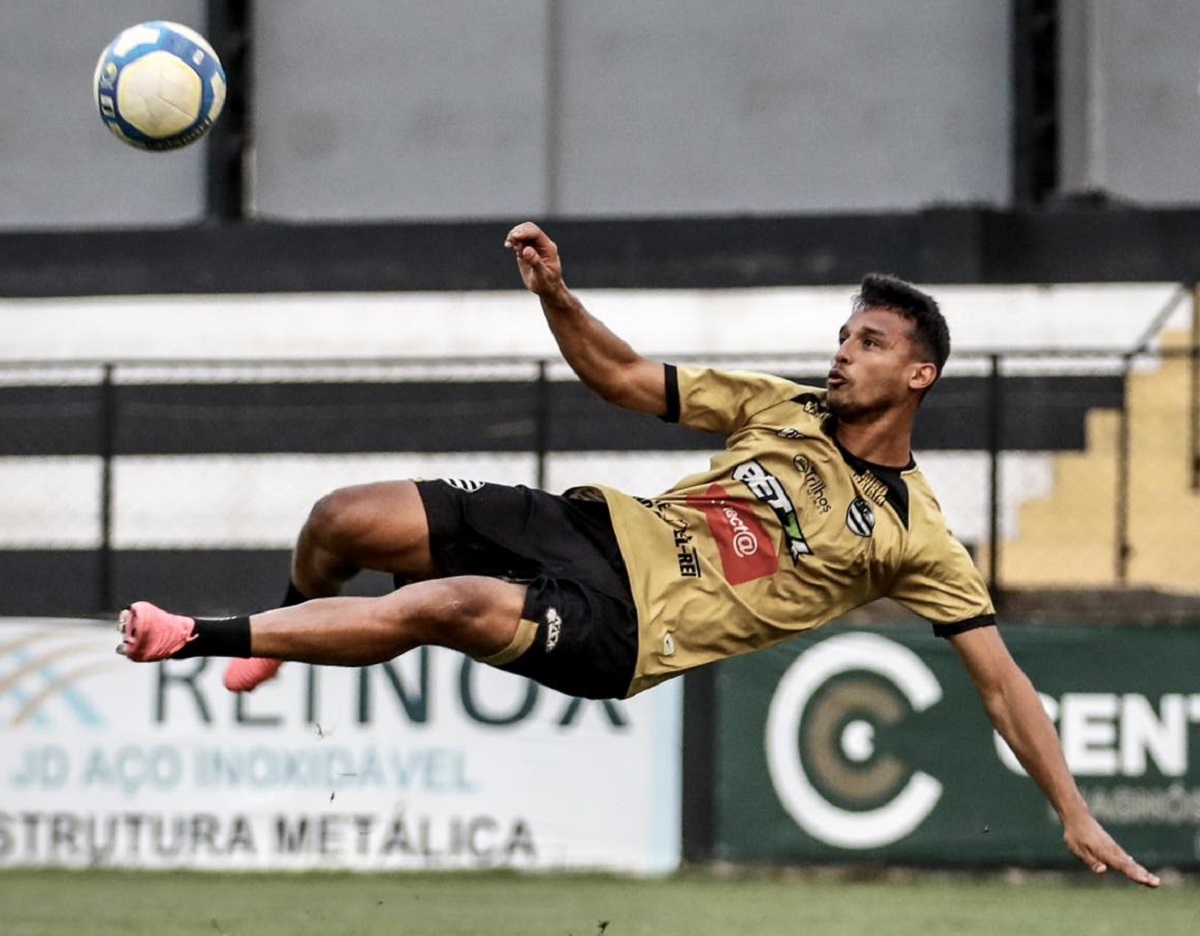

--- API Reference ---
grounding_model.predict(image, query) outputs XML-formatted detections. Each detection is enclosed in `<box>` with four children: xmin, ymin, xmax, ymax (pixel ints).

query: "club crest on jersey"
<box><xmin>846</xmin><ymin>497</ymin><xmax>876</xmax><ymax>537</ymax></box>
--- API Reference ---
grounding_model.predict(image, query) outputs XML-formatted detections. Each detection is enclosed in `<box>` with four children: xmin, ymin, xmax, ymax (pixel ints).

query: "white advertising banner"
<box><xmin>0</xmin><ymin>620</ymin><xmax>681</xmax><ymax>873</ymax></box>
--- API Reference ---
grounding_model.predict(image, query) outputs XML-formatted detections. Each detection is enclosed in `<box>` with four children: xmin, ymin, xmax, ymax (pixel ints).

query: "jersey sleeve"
<box><xmin>889</xmin><ymin>525</ymin><xmax>996</xmax><ymax>638</ymax></box>
<box><xmin>663</xmin><ymin>364</ymin><xmax>806</xmax><ymax>436</ymax></box>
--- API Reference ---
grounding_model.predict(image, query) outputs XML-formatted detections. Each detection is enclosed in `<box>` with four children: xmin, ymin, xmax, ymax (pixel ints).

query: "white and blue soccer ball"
<box><xmin>94</xmin><ymin>21</ymin><xmax>226</xmax><ymax>151</ymax></box>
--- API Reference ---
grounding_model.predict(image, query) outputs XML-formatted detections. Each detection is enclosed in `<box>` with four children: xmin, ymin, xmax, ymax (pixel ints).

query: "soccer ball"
<box><xmin>94</xmin><ymin>21</ymin><xmax>226</xmax><ymax>151</ymax></box>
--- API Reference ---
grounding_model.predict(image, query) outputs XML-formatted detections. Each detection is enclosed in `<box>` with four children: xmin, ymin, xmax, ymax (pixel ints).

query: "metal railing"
<box><xmin>0</xmin><ymin>321</ymin><xmax>1197</xmax><ymax>617</ymax></box>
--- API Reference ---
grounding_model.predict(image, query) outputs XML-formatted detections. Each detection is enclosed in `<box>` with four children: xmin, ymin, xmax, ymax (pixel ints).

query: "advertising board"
<box><xmin>0</xmin><ymin>620</ymin><xmax>681</xmax><ymax>872</ymax></box>
<box><xmin>716</xmin><ymin>625</ymin><xmax>1200</xmax><ymax>868</ymax></box>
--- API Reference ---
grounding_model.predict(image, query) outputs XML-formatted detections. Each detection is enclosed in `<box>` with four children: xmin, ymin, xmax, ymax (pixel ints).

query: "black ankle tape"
<box><xmin>172</xmin><ymin>616</ymin><xmax>252</xmax><ymax>659</ymax></box>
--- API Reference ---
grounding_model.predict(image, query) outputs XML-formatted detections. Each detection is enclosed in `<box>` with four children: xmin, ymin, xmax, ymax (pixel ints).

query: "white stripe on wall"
<box><xmin>112</xmin><ymin>454</ymin><xmax>538</xmax><ymax>548</ymax></box>
<box><xmin>0</xmin><ymin>457</ymin><xmax>102</xmax><ymax>547</ymax></box>
<box><xmin>0</xmin><ymin>284</ymin><xmax>1185</xmax><ymax>363</ymax></box>
<box><xmin>0</xmin><ymin>452</ymin><xmax>1051</xmax><ymax>549</ymax></box>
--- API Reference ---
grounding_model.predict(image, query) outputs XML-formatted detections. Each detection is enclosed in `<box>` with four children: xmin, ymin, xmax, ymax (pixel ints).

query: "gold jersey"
<box><xmin>570</xmin><ymin>365</ymin><xmax>995</xmax><ymax>698</ymax></box>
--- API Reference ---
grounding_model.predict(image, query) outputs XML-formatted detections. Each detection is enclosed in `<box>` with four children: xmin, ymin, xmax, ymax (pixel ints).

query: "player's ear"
<box><xmin>909</xmin><ymin>362</ymin><xmax>937</xmax><ymax>394</ymax></box>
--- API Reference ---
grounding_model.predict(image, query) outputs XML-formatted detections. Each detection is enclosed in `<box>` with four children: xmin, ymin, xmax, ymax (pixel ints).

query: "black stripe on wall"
<box><xmin>0</xmin><ymin>549</ymin><xmax>395</xmax><ymax>618</ymax></box>
<box><xmin>0</xmin><ymin>375</ymin><xmax>1123</xmax><ymax>456</ymax></box>
<box><xmin>3</xmin><ymin>208</ymin><xmax>1200</xmax><ymax>297</ymax></box>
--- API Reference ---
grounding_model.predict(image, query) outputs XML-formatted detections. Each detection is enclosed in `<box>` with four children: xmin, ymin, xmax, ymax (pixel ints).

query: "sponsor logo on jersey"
<box><xmin>853</xmin><ymin>469</ymin><xmax>889</xmax><ymax>507</ymax></box>
<box><xmin>720</xmin><ymin>505</ymin><xmax>759</xmax><ymax>558</ymax></box>
<box><xmin>846</xmin><ymin>497</ymin><xmax>876</xmax><ymax>537</ymax></box>
<box><xmin>443</xmin><ymin>478</ymin><xmax>485</xmax><ymax>493</ymax></box>
<box><xmin>793</xmin><ymin>392</ymin><xmax>834</xmax><ymax>426</ymax></box>
<box><xmin>635</xmin><ymin>498</ymin><xmax>700</xmax><ymax>576</ymax></box>
<box><xmin>673</xmin><ymin>525</ymin><xmax>702</xmax><ymax>578</ymax></box>
<box><xmin>544</xmin><ymin>607</ymin><xmax>562</xmax><ymax>652</ymax></box>
<box><xmin>687</xmin><ymin>485</ymin><xmax>778</xmax><ymax>585</ymax></box>
<box><xmin>732</xmin><ymin>460</ymin><xmax>813</xmax><ymax>562</ymax></box>
<box><xmin>792</xmin><ymin>455</ymin><xmax>833</xmax><ymax>514</ymax></box>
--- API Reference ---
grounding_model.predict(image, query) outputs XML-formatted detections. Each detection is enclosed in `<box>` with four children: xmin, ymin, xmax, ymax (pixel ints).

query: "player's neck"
<box><xmin>833</xmin><ymin>410</ymin><xmax>915</xmax><ymax>469</ymax></box>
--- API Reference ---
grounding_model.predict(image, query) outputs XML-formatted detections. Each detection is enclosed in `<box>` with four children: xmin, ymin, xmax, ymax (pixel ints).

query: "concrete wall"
<box><xmin>1060</xmin><ymin>0</ymin><xmax>1200</xmax><ymax>205</ymax></box>
<box><xmin>3</xmin><ymin>1</ymin><xmax>1198</xmax><ymax>229</ymax></box>
<box><xmin>0</xmin><ymin>0</ymin><xmax>208</xmax><ymax>228</ymax></box>
<box><xmin>252</xmin><ymin>0</ymin><xmax>549</xmax><ymax>221</ymax></box>
<box><xmin>251</xmin><ymin>0</ymin><xmax>1012</xmax><ymax>219</ymax></box>
<box><xmin>550</xmin><ymin>0</ymin><xmax>1010</xmax><ymax>216</ymax></box>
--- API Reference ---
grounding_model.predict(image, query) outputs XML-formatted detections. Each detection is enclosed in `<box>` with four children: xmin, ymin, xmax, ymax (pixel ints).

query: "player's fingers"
<box><xmin>1112</xmin><ymin>854</ymin><xmax>1161</xmax><ymax>888</ymax></box>
<box><xmin>504</xmin><ymin>221</ymin><xmax>544</xmax><ymax>248</ymax></box>
<box><xmin>1067</xmin><ymin>835</ymin><xmax>1108</xmax><ymax>876</ymax></box>
<box><xmin>1087</xmin><ymin>838</ymin><xmax>1161</xmax><ymax>888</ymax></box>
<box><xmin>524</xmin><ymin>247</ymin><xmax>563</xmax><ymax>288</ymax></box>
<box><xmin>507</xmin><ymin>227</ymin><xmax>556</xmax><ymax>261</ymax></box>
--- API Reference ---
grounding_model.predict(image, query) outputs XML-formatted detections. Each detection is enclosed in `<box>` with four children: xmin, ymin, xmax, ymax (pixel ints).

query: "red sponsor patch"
<box><xmin>687</xmin><ymin>484</ymin><xmax>778</xmax><ymax>585</ymax></box>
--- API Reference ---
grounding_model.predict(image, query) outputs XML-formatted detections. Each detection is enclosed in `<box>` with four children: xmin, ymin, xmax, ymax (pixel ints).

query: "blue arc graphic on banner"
<box><xmin>0</xmin><ymin>633</ymin><xmax>117</xmax><ymax>728</ymax></box>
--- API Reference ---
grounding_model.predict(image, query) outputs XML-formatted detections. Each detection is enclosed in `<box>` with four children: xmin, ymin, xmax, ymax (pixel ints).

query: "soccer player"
<box><xmin>119</xmin><ymin>222</ymin><xmax>1159</xmax><ymax>887</ymax></box>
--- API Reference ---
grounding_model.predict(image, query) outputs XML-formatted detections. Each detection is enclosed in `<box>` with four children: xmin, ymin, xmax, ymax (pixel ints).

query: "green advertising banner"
<box><xmin>715</xmin><ymin>624</ymin><xmax>1200</xmax><ymax>868</ymax></box>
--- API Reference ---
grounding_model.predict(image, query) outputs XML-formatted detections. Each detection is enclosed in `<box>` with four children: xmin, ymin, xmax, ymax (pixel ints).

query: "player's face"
<box><xmin>826</xmin><ymin>308</ymin><xmax>930</xmax><ymax>419</ymax></box>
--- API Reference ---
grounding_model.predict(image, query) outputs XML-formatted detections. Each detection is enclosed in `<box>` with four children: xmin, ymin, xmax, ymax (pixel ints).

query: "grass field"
<box><xmin>0</xmin><ymin>869</ymin><xmax>1195</xmax><ymax>936</ymax></box>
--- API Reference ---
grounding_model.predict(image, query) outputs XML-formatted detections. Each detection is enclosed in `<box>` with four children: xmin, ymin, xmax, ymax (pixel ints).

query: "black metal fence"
<box><xmin>0</xmin><ymin>331</ymin><xmax>1197</xmax><ymax>618</ymax></box>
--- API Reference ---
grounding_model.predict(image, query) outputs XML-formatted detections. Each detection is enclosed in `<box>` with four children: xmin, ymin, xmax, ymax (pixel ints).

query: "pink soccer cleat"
<box><xmin>117</xmin><ymin>601</ymin><xmax>197</xmax><ymax>662</ymax></box>
<box><xmin>223</xmin><ymin>658</ymin><xmax>283</xmax><ymax>693</ymax></box>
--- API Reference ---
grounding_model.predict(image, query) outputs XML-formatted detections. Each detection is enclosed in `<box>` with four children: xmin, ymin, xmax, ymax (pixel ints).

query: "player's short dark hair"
<box><xmin>853</xmin><ymin>273</ymin><xmax>950</xmax><ymax>381</ymax></box>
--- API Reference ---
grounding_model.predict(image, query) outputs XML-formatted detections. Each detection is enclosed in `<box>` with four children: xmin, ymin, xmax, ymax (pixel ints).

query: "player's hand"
<box><xmin>1063</xmin><ymin>813</ymin><xmax>1160</xmax><ymax>888</ymax></box>
<box><xmin>505</xmin><ymin>222</ymin><xmax>564</xmax><ymax>298</ymax></box>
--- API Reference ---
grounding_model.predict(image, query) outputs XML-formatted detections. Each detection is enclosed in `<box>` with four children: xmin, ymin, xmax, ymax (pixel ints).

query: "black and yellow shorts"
<box><xmin>414</xmin><ymin>479</ymin><xmax>639</xmax><ymax>700</ymax></box>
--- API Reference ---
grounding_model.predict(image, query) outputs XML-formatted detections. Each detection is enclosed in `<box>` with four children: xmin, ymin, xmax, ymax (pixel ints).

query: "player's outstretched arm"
<box><xmin>949</xmin><ymin>626</ymin><xmax>1161</xmax><ymax>888</ymax></box>
<box><xmin>505</xmin><ymin>221</ymin><xmax>668</xmax><ymax>415</ymax></box>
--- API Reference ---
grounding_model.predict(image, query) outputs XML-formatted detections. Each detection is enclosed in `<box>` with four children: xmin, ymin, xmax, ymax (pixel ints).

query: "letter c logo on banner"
<box><xmin>765</xmin><ymin>632</ymin><xmax>944</xmax><ymax>849</ymax></box>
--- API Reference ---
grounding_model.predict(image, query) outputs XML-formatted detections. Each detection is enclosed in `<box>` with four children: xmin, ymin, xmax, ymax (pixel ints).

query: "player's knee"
<box><xmin>305</xmin><ymin>482</ymin><xmax>414</xmax><ymax>554</ymax></box>
<box><xmin>383</xmin><ymin>578</ymin><xmax>523</xmax><ymax>657</ymax></box>
<box><xmin>401</xmin><ymin>581</ymin><xmax>483</xmax><ymax>640</ymax></box>
<box><xmin>303</xmin><ymin>487</ymin><xmax>367</xmax><ymax>551</ymax></box>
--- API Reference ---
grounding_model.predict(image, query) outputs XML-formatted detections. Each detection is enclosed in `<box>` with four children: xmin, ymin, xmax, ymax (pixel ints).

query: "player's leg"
<box><xmin>227</xmin><ymin>479</ymin><xmax>435</xmax><ymax>691</ymax></box>
<box><xmin>120</xmin><ymin>481</ymin><xmax>640</xmax><ymax>700</ymax></box>
<box><xmin>119</xmin><ymin>575</ymin><xmax>528</xmax><ymax>667</ymax></box>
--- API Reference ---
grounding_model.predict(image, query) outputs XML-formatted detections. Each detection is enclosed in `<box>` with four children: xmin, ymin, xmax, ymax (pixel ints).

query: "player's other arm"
<box><xmin>505</xmin><ymin>221</ymin><xmax>667</xmax><ymax>415</ymax></box>
<box><xmin>949</xmin><ymin>626</ymin><xmax>1161</xmax><ymax>888</ymax></box>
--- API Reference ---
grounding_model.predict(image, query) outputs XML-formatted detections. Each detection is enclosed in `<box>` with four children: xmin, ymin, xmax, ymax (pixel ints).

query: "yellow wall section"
<box><xmin>1001</xmin><ymin>331</ymin><xmax>1199</xmax><ymax>593</ymax></box>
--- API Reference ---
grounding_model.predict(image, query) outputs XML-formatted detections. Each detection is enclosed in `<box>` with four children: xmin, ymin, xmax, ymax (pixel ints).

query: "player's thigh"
<box><xmin>381</xmin><ymin>572</ymin><xmax>637</xmax><ymax>700</ymax></box>
<box><xmin>496</xmin><ymin>575</ymin><xmax>638</xmax><ymax>700</ymax></box>
<box><xmin>306</xmin><ymin>479</ymin><xmax>435</xmax><ymax>576</ymax></box>
<box><xmin>415</xmin><ymin>479</ymin><xmax>613</xmax><ymax>584</ymax></box>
